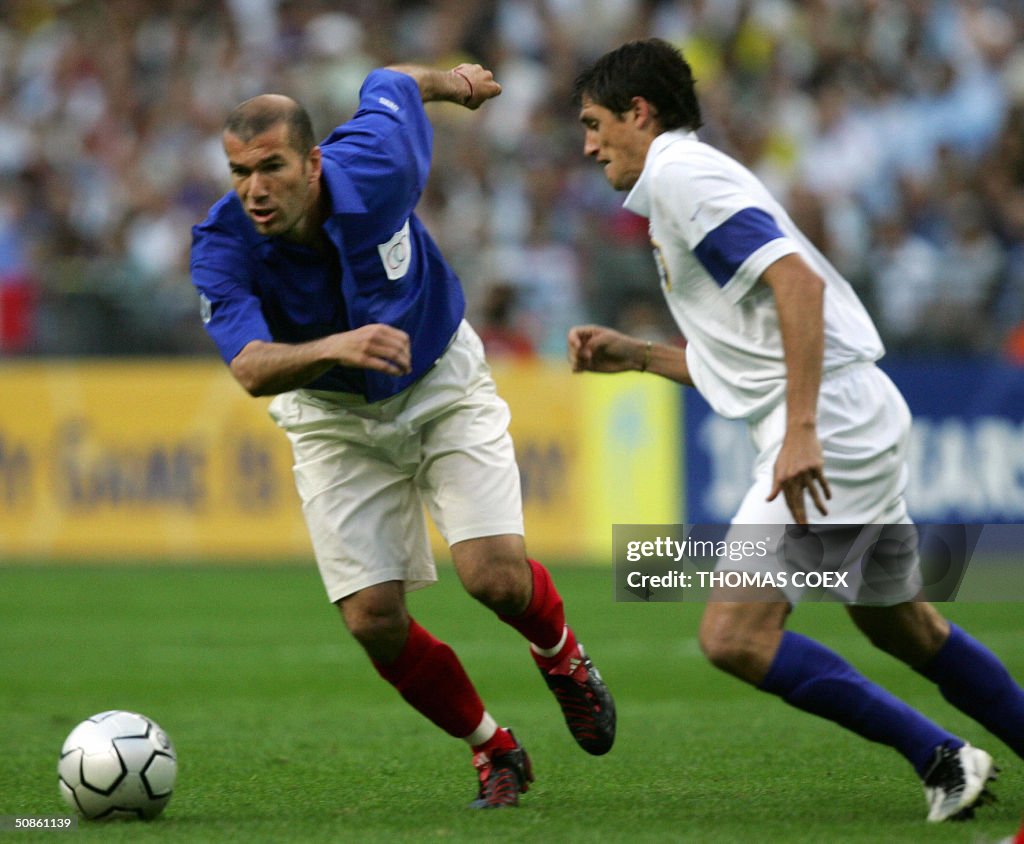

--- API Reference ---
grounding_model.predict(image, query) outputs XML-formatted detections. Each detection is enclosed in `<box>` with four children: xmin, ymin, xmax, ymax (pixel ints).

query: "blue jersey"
<box><xmin>190</xmin><ymin>69</ymin><xmax>465</xmax><ymax>401</ymax></box>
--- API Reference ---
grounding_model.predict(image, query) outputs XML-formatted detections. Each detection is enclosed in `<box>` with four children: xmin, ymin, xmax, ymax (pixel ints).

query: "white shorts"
<box><xmin>722</xmin><ymin>363</ymin><xmax>922</xmax><ymax>605</ymax></box>
<box><xmin>268</xmin><ymin>321</ymin><xmax>524</xmax><ymax>603</ymax></box>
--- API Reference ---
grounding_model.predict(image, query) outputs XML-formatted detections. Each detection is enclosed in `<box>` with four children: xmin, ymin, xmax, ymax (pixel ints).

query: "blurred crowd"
<box><xmin>1</xmin><ymin>0</ymin><xmax>1024</xmax><ymax>361</ymax></box>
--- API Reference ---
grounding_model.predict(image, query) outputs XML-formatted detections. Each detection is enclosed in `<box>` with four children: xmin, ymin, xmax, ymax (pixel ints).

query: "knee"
<box><xmin>455</xmin><ymin>540</ymin><xmax>531</xmax><ymax>614</ymax></box>
<box><xmin>699</xmin><ymin>622</ymin><xmax>757</xmax><ymax>675</ymax></box>
<box><xmin>346</xmin><ymin>610</ymin><xmax>405</xmax><ymax>649</ymax></box>
<box><xmin>339</xmin><ymin>595</ymin><xmax>407</xmax><ymax>651</ymax></box>
<box><xmin>464</xmin><ymin>559</ymin><xmax>530</xmax><ymax>615</ymax></box>
<box><xmin>698</xmin><ymin>609</ymin><xmax>780</xmax><ymax>683</ymax></box>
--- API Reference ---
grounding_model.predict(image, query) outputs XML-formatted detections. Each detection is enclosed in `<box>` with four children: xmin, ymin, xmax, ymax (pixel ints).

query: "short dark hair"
<box><xmin>223</xmin><ymin>95</ymin><xmax>315</xmax><ymax>155</ymax></box>
<box><xmin>572</xmin><ymin>39</ymin><xmax>703</xmax><ymax>132</ymax></box>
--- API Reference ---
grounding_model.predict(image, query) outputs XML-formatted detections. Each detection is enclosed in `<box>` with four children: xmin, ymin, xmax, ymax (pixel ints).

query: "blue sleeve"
<box><xmin>692</xmin><ymin>207</ymin><xmax>787</xmax><ymax>288</ymax></box>
<box><xmin>190</xmin><ymin>223</ymin><xmax>272</xmax><ymax>365</ymax></box>
<box><xmin>319</xmin><ymin>69</ymin><xmax>433</xmax><ymax>227</ymax></box>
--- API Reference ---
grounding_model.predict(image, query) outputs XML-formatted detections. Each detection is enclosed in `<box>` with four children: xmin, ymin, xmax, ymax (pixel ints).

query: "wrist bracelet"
<box><xmin>453</xmin><ymin>69</ymin><xmax>473</xmax><ymax>105</ymax></box>
<box><xmin>640</xmin><ymin>340</ymin><xmax>653</xmax><ymax>372</ymax></box>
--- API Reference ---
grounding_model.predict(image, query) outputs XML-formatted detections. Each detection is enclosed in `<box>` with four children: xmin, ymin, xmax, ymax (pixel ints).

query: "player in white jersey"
<box><xmin>632</xmin><ymin>128</ymin><xmax>883</xmax><ymax>424</ymax></box>
<box><xmin>567</xmin><ymin>39</ymin><xmax>1024</xmax><ymax>822</ymax></box>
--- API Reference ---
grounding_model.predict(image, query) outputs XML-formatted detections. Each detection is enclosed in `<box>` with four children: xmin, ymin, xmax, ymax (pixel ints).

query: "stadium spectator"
<box><xmin>567</xmin><ymin>38</ymin><xmax>1024</xmax><ymax>823</ymax></box>
<box><xmin>0</xmin><ymin>175</ymin><xmax>37</xmax><ymax>352</ymax></box>
<box><xmin>474</xmin><ymin>282</ymin><xmax>538</xmax><ymax>361</ymax></box>
<box><xmin>926</xmin><ymin>191</ymin><xmax>1005</xmax><ymax>354</ymax></box>
<box><xmin>866</xmin><ymin>213</ymin><xmax>942</xmax><ymax>353</ymax></box>
<box><xmin>190</xmin><ymin>60</ymin><xmax>615</xmax><ymax>809</ymax></box>
<box><xmin>3</xmin><ymin>1</ymin><xmax>1024</xmax><ymax>358</ymax></box>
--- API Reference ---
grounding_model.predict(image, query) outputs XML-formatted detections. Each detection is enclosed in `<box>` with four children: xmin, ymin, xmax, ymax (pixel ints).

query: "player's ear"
<box><xmin>631</xmin><ymin>96</ymin><xmax>658</xmax><ymax>131</ymax></box>
<box><xmin>307</xmin><ymin>145</ymin><xmax>322</xmax><ymax>182</ymax></box>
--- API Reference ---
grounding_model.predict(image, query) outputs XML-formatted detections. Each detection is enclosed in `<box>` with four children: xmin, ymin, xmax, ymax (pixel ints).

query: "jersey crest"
<box><xmin>378</xmin><ymin>219</ymin><xmax>412</xmax><ymax>281</ymax></box>
<box><xmin>651</xmin><ymin>239</ymin><xmax>671</xmax><ymax>292</ymax></box>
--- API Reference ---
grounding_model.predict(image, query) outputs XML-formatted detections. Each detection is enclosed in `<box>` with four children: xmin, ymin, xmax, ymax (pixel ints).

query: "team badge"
<box><xmin>651</xmin><ymin>240</ymin><xmax>671</xmax><ymax>292</ymax></box>
<box><xmin>378</xmin><ymin>219</ymin><xmax>412</xmax><ymax>281</ymax></box>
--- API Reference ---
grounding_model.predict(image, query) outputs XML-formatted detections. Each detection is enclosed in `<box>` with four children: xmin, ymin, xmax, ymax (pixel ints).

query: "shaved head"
<box><xmin>224</xmin><ymin>94</ymin><xmax>315</xmax><ymax>155</ymax></box>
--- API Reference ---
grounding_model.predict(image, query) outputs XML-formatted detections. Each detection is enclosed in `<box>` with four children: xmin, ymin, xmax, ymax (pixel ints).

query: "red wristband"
<box><xmin>453</xmin><ymin>68</ymin><xmax>473</xmax><ymax>105</ymax></box>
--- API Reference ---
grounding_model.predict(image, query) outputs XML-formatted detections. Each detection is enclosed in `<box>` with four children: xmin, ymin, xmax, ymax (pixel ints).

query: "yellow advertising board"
<box><xmin>489</xmin><ymin>362</ymin><xmax>682</xmax><ymax>559</ymax></box>
<box><xmin>0</xmin><ymin>361</ymin><xmax>307</xmax><ymax>559</ymax></box>
<box><xmin>0</xmin><ymin>360</ymin><xmax>680</xmax><ymax>562</ymax></box>
<box><xmin>577</xmin><ymin>371</ymin><xmax>682</xmax><ymax>556</ymax></box>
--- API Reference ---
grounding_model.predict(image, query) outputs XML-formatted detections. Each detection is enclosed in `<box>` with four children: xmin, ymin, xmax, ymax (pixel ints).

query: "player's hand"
<box><xmin>451</xmin><ymin>63</ymin><xmax>501</xmax><ymax>109</ymax></box>
<box><xmin>331</xmin><ymin>324</ymin><xmax>411</xmax><ymax>376</ymax></box>
<box><xmin>568</xmin><ymin>325</ymin><xmax>645</xmax><ymax>373</ymax></box>
<box><xmin>766</xmin><ymin>427</ymin><xmax>831</xmax><ymax>524</ymax></box>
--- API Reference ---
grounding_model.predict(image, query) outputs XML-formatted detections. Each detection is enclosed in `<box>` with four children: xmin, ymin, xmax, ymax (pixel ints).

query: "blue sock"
<box><xmin>760</xmin><ymin>631</ymin><xmax>960</xmax><ymax>776</ymax></box>
<box><xmin>918</xmin><ymin>623</ymin><xmax>1024</xmax><ymax>758</ymax></box>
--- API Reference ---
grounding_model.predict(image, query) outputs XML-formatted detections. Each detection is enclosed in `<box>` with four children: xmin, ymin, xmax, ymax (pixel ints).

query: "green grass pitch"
<box><xmin>1</xmin><ymin>563</ymin><xmax>1021</xmax><ymax>843</ymax></box>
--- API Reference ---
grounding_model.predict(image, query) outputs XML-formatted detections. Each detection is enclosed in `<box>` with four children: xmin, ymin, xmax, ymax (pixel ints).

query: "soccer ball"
<box><xmin>58</xmin><ymin>710</ymin><xmax>177</xmax><ymax>820</ymax></box>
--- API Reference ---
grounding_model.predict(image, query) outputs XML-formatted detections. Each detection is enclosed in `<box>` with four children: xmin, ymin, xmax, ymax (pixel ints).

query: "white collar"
<box><xmin>623</xmin><ymin>129</ymin><xmax>698</xmax><ymax>218</ymax></box>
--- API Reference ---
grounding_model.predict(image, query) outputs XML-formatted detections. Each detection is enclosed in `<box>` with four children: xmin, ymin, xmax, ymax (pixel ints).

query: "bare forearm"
<box><xmin>386</xmin><ymin>63</ymin><xmax>500</xmax><ymax>109</ymax></box>
<box><xmin>229</xmin><ymin>324</ymin><xmax>412</xmax><ymax>397</ymax></box>
<box><xmin>568</xmin><ymin>325</ymin><xmax>693</xmax><ymax>385</ymax></box>
<box><xmin>763</xmin><ymin>255</ymin><xmax>825</xmax><ymax>431</ymax></box>
<box><xmin>387</xmin><ymin>65</ymin><xmax>466</xmax><ymax>104</ymax></box>
<box><xmin>643</xmin><ymin>340</ymin><xmax>694</xmax><ymax>386</ymax></box>
<box><xmin>761</xmin><ymin>254</ymin><xmax>830</xmax><ymax>522</ymax></box>
<box><xmin>230</xmin><ymin>339</ymin><xmax>340</xmax><ymax>397</ymax></box>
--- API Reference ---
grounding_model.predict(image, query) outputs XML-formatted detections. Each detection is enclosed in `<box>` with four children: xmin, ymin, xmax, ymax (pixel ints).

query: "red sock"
<box><xmin>498</xmin><ymin>559</ymin><xmax>567</xmax><ymax>652</ymax></box>
<box><xmin>472</xmin><ymin>726</ymin><xmax>517</xmax><ymax>755</ymax></box>
<box><xmin>372</xmin><ymin>618</ymin><xmax>484</xmax><ymax>739</ymax></box>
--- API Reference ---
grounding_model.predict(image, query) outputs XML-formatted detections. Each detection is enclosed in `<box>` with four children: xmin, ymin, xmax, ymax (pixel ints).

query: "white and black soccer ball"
<box><xmin>58</xmin><ymin>710</ymin><xmax>177</xmax><ymax>820</ymax></box>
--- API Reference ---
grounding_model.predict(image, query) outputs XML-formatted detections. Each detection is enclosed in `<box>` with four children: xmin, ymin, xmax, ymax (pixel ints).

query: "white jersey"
<box><xmin>624</xmin><ymin>130</ymin><xmax>883</xmax><ymax>421</ymax></box>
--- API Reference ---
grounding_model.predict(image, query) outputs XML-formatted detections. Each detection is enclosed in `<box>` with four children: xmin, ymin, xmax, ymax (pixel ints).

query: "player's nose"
<box><xmin>248</xmin><ymin>171</ymin><xmax>270</xmax><ymax>198</ymax></box>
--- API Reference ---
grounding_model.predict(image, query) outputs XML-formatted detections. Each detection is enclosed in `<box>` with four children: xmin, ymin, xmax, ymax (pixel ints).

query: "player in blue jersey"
<box><xmin>190</xmin><ymin>62</ymin><xmax>615</xmax><ymax>808</ymax></box>
<box><xmin>567</xmin><ymin>39</ymin><xmax>1024</xmax><ymax>822</ymax></box>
